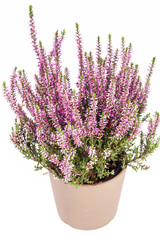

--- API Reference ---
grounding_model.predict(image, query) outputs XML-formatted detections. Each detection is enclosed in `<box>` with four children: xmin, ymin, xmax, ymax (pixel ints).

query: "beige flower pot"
<box><xmin>49</xmin><ymin>167</ymin><xmax>126</xmax><ymax>230</ymax></box>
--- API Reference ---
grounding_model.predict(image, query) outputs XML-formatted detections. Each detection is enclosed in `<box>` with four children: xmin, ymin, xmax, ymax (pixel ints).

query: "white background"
<box><xmin>0</xmin><ymin>0</ymin><xmax>160</xmax><ymax>239</ymax></box>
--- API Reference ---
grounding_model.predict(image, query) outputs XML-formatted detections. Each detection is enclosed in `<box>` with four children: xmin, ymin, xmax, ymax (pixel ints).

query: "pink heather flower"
<box><xmin>86</xmin><ymin>93</ymin><xmax>99</xmax><ymax>137</ymax></box>
<box><xmin>56</xmin><ymin>75</ymin><xmax>73</xmax><ymax>124</ymax></box>
<box><xmin>129</xmin><ymin>120</ymin><xmax>142</xmax><ymax>140</ymax></box>
<box><xmin>99</xmin><ymin>111</ymin><xmax>109</xmax><ymax>137</ymax></box>
<box><xmin>102</xmin><ymin>149</ymin><xmax>112</xmax><ymax>160</ymax></box>
<box><xmin>106</xmin><ymin>79</ymin><xmax>116</xmax><ymax>116</ymax></box>
<box><xmin>71</xmin><ymin>127</ymin><xmax>84</xmax><ymax>147</ymax></box>
<box><xmin>147</xmin><ymin>112</ymin><xmax>160</xmax><ymax>141</ymax></box>
<box><xmin>86</xmin><ymin>145</ymin><xmax>98</xmax><ymax>171</ymax></box>
<box><xmin>55</xmin><ymin>127</ymin><xmax>79</xmax><ymax>155</ymax></box>
<box><xmin>113</xmin><ymin>101</ymin><xmax>137</xmax><ymax>140</ymax></box>
<box><xmin>139</xmin><ymin>57</ymin><xmax>156</xmax><ymax>113</ymax></box>
<box><xmin>71</xmin><ymin>90</ymin><xmax>84</xmax><ymax>128</ymax></box>
<box><xmin>59</xmin><ymin>149</ymin><xmax>76</xmax><ymax>182</ymax></box>
<box><xmin>47</xmin><ymin>101</ymin><xmax>61</xmax><ymax>130</ymax></box>
<box><xmin>29</xmin><ymin>5</ymin><xmax>40</xmax><ymax>59</ymax></box>
<box><xmin>63</xmin><ymin>123</ymin><xmax>85</xmax><ymax>147</ymax></box>
<box><xmin>49</xmin><ymin>154</ymin><xmax>60</xmax><ymax>166</ymax></box>
<box><xmin>10</xmin><ymin>125</ymin><xmax>26</xmax><ymax>149</ymax></box>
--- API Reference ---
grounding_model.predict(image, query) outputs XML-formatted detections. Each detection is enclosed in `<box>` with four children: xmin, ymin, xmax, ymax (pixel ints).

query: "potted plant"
<box><xmin>2</xmin><ymin>5</ymin><xmax>160</xmax><ymax>230</ymax></box>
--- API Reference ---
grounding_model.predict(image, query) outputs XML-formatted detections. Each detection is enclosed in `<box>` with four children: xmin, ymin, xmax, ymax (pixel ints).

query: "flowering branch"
<box><xmin>2</xmin><ymin>5</ymin><xmax>160</xmax><ymax>186</ymax></box>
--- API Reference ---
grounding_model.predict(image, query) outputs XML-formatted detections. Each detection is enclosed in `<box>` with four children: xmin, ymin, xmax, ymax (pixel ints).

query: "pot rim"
<box><xmin>49</xmin><ymin>167</ymin><xmax>127</xmax><ymax>188</ymax></box>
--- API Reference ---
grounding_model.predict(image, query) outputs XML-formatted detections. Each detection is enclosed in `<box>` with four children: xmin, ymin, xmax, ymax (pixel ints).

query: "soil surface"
<box><xmin>83</xmin><ymin>162</ymin><xmax>123</xmax><ymax>185</ymax></box>
<box><xmin>100</xmin><ymin>164</ymin><xmax>123</xmax><ymax>183</ymax></box>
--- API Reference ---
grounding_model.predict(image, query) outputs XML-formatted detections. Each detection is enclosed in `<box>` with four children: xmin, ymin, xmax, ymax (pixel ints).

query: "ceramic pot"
<box><xmin>49</xmin><ymin>167</ymin><xmax>126</xmax><ymax>230</ymax></box>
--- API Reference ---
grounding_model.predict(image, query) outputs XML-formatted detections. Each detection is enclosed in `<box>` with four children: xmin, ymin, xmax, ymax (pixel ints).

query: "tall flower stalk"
<box><xmin>2</xmin><ymin>5</ymin><xmax>160</xmax><ymax>186</ymax></box>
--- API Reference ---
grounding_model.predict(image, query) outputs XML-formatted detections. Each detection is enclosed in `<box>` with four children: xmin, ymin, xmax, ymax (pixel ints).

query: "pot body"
<box><xmin>49</xmin><ymin>168</ymin><xmax>126</xmax><ymax>230</ymax></box>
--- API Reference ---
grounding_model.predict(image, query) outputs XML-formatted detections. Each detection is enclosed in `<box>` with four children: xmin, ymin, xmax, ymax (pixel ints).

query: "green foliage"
<box><xmin>8</xmin><ymin>108</ymin><xmax>160</xmax><ymax>186</ymax></box>
<box><xmin>35</xmin><ymin>105</ymin><xmax>39</xmax><ymax>110</ymax></box>
<box><xmin>2</xmin><ymin>81</ymin><xmax>6</xmax><ymax>88</ymax></box>
<box><xmin>108</xmin><ymin>34</ymin><xmax>111</xmax><ymax>41</ymax></box>
<box><xmin>92</xmin><ymin>93</ymin><xmax>96</xmax><ymax>99</ymax></box>
<box><xmin>29</xmin><ymin>5</ymin><xmax>34</xmax><ymax>18</ymax></box>
<box><xmin>39</xmin><ymin>40</ymin><xmax>42</xmax><ymax>48</ymax></box>
<box><xmin>75</xmin><ymin>22</ymin><xmax>79</xmax><ymax>29</ymax></box>
<box><xmin>61</xmin><ymin>29</ymin><xmax>66</xmax><ymax>36</ymax></box>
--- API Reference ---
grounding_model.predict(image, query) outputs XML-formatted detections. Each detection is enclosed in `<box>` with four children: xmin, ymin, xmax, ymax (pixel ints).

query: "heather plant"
<box><xmin>2</xmin><ymin>5</ymin><xmax>160</xmax><ymax>186</ymax></box>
